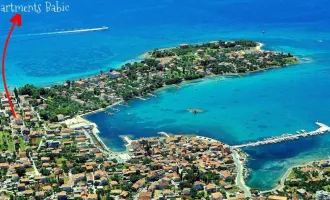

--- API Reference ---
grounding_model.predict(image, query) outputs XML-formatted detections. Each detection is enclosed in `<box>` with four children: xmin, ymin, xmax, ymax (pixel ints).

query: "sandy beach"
<box><xmin>256</xmin><ymin>42</ymin><xmax>264</xmax><ymax>51</ymax></box>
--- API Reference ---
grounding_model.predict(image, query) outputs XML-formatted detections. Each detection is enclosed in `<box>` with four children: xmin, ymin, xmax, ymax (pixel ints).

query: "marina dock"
<box><xmin>232</xmin><ymin>122</ymin><xmax>330</xmax><ymax>149</ymax></box>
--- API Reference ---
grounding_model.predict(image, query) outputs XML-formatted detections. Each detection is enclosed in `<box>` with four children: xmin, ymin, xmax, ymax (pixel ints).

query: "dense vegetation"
<box><xmin>284</xmin><ymin>167</ymin><xmax>330</xmax><ymax>194</ymax></box>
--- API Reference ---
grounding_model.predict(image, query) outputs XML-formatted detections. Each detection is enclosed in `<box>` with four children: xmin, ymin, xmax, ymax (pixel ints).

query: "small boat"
<box><xmin>102</xmin><ymin>26</ymin><xmax>109</xmax><ymax>30</ymax></box>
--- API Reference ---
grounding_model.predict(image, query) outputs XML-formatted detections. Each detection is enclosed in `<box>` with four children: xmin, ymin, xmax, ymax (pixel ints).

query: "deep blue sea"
<box><xmin>2</xmin><ymin>0</ymin><xmax>330</xmax><ymax>190</ymax></box>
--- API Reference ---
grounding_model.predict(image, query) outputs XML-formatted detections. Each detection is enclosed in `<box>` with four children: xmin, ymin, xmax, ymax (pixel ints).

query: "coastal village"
<box><xmin>274</xmin><ymin>159</ymin><xmax>330</xmax><ymax>200</ymax></box>
<box><xmin>0</xmin><ymin>40</ymin><xmax>301</xmax><ymax>199</ymax></box>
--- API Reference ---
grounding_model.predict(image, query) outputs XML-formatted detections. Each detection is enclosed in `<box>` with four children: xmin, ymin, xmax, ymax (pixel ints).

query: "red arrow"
<box><xmin>2</xmin><ymin>14</ymin><xmax>22</xmax><ymax>119</ymax></box>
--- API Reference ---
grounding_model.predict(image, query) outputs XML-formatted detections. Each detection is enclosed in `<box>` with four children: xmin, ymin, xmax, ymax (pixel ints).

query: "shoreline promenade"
<box><xmin>232</xmin><ymin>149</ymin><xmax>252</xmax><ymax>197</ymax></box>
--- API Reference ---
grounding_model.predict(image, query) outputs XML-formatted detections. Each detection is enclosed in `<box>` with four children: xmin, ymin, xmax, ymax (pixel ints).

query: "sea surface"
<box><xmin>2</xmin><ymin>0</ymin><xmax>330</xmax><ymax>190</ymax></box>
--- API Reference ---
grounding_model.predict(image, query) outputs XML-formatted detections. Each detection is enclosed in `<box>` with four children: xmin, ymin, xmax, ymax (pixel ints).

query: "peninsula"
<box><xmin>0</xmin><ymin>40</ymin><xmax>299</xmax><ymax>199</ymax></box>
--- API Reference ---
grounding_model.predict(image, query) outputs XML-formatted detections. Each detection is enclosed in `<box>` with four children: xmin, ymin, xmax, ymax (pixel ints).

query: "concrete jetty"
<box><xmin>232</xmin><ymin>122</ymin><xmax>330</xmax><ymax>149</ymax></box>
<box><xmin>120</xmin><ymin>135</ymin><xmax>135</xmax><ymax>146</ymax></box>
<box><xmin>158</xmin><ymin>131</ymin><xmax>170</xmax><ymax>137</ymax></box>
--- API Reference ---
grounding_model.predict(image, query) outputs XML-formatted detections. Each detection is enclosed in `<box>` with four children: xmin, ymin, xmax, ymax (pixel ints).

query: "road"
<box><xmin>232</xmin><ymin>149</ymin><xmax>251</xmax><ymax>197</ymax></box>
<box><xmin>29</xmin><ymin>152</ymin><xmax>40</xmax><ymax>176</ymax></box>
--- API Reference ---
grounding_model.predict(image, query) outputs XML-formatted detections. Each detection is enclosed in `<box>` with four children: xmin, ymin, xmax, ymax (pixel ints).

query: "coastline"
<box><xmin>262</xmin><ymin>160</ymin><xmax>318</xmax><ymax>193</ymax></box>
<box><xmin>256</xmin><ymin>42</ymin><xmax>264</xmax><ymax>51</ymax></box>
<box><xmin>142</xmin><ymin>42</ymin><xmax>265</xmax><ymax>59</ymax></box>
<box><xmin>64</xmin><ymin>110</ymin><xmax>131</xmax><ymax>161</ymax></box>
<box><xmin>35</xmin><ymin>40</ymin><xmax>300</xmax><ymax>192</ymax></box>
<box><xmin>70</xmin><ymin>40</ymin><xmax>300</xmax><ymax>175</ymax></box>
<box><xmin>65</xmin><ymin>116</ymin><xmax>107</xmax><ymax>151</ymax></box>
<box><xmin>79</xmin><ymin>100</ymin><xmax>124</xmax><ymax>117</ymax></box>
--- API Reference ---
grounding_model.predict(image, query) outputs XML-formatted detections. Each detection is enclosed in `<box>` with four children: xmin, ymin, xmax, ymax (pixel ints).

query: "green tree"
<box><xmin>16</xmin><ymin>167</ymin><xmax>26</xmax><ymax>177</ymax></box>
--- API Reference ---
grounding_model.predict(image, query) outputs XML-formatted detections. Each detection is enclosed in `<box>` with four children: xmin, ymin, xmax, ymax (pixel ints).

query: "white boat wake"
<box><xmin>26</xmin><ymin>26</ymin><xmax>109</xmax><ymax>36</ymax></box>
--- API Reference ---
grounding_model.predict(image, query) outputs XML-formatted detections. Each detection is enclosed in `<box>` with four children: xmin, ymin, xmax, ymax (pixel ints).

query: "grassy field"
<box><xmin>31</xmin><ymin>137</ymin><xmax>42</xmax><ymax>146</ymax></box>
<box><xmin>63</xmin><ymin>177</ymin><xmax>69</xmax><ymax>184</ymax></box>
<box><xmin>19</xmin><ymin>136</ymin><xmax>26</xmax><ymax>151</ymax></box>
<box><xmin>226</xmin><ymin>185</ymin><xmax>240</xmax><ymax>193</ymax></box>
<box><xmin>56</xmin><ymin>157</ymin><xmax>67</xmax><ymax>164</ymax></box>
<box><xmin>288</xmin><ymin>171</ymin><xmax>297</xmax><ymax>179</ymax></box>
<box><xmin>0</xmin><ymin>132</ymin><xmax>15</xmax><ymax>152</ymax></box>
<box><xmin>26</xmin><ymin>168</ymin><xmax>35</xmax><ymax>173</ymax></box>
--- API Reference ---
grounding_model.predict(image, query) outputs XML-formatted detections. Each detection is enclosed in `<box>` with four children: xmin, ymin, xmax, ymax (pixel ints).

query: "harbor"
<box><xmin>232</xmin><ymin>122</ymin><xmax>330</xmax><ymax>148</ymax></box>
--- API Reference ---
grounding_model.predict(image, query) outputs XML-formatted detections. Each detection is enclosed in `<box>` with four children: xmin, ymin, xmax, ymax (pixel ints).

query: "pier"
<box><xmin>232</xmin><ymin>122</ymin><xmax>330</xmax><ymax>149</ymax></box>
<box><xmin>136</xmin><ymin>96</ymin><xmax>148</xmax><ymax>101</ymax></box>
<box><xmin>158</xmin><ymin>131</ymin><xmax>170</xmax><ymax>137</ymax></box>
<box><xmin>120</xmin><ymin>135</ymin><xmax>135</xmax><ymax>146</ymax></box>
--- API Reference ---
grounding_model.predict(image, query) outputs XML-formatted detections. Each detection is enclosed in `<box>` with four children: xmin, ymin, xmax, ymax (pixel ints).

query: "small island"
<box><xmin>0</xmin><ymin>40</ymin><xmax>298</xmax><ymax>199</ymax></box>
<box><xmin>187</xmin><ymin>108</ymin><xmax>205</xmax><ymax>114</ymax></box>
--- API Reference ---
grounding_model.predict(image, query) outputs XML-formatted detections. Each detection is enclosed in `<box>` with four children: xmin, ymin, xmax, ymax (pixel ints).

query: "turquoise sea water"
<box><xmin>86</xmin><ymin>58</ymin><xmax>330</xmax><ymax>189</ymax></box>
<box><xmin>0</xmin><ymin>0</ymin><xmax>329</xmax><ymax>86</ymax></box>
<box><xmin>2</xmin><ymin>0</ymin><xmax>330</xmax><ymax>190</ymax></box>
